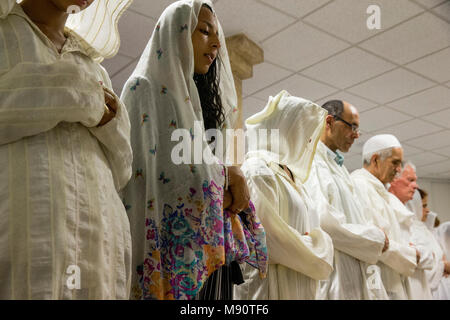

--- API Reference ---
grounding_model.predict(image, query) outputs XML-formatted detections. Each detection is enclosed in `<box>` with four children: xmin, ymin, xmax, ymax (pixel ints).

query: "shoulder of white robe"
<box><xmin>66</xmin><ymin>0</ymin><xmax>134</xmax><ymax>61</ymax></box>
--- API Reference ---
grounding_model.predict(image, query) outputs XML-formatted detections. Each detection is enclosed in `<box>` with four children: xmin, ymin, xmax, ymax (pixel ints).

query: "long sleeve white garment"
<box><xmin>0</xmin><ymin>5</ymin><xmax>132</xmax><ymax>299</ymax></box>
<box><xmin>234</xmin><ymin>158</ymin><xmax>333</xmax><ymax>300</ymax></box>
<box><xmin>435</xmin><ymin>222</ymin><xmax>450</xmax><ymax>300</ymax></box>
<box><xmin>351</xmin><ymin>168</ymin><xmax>417</xmax><ymax>299</ymax></box>
<box><xmin>388</xmin><ymin>193</ymin><xmax>437</xmax><ymax>299</ymax></box>
<box><xmin>305</xmin><ymin>142</ymin><xmax>387</xmax><ymax>300</ymax></box>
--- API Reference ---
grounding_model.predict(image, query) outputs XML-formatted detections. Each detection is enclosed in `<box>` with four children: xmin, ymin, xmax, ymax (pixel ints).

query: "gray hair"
<box><xmin>401</xmin><ymin>161</ymin><xmax>416</xmax><ymax>174</ymax></box>
<box><xmin>362</xmin><ymin>147</ymin><xmax>394</xmax><ymax>166</ymax></box>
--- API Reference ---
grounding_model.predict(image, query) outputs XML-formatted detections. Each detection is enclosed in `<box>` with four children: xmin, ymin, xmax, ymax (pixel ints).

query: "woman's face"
<box><xmin>421</xmin><ymin>195</ymin><xmax>430</xmax><ymax>222</ymax></box>
<box><xmin>192</xmin><ymin>6</ymin><xmax>221</xmax><ymax>74</ymax></box>
<box><xmin>51</xmin><ymin>0</ymin><xmax>95</xmax><ymax>13</ymax></box>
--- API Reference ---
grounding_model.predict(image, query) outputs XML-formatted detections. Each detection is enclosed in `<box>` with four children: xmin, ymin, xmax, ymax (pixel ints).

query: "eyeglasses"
<box><xmin>333</xmin><ymin>115</ymin><xmax>361</xmax><ymax>135</ymax></box>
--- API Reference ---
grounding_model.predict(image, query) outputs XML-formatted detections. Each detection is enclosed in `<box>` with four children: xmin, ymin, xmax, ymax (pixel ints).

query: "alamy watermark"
<box><xmin>170</xmin><ymin>121</ymin><xmax>280</xmax><ymax>166</ymax></box>
<box><xmin>367</xmin><ymin>5</ymin><xmax>381</xmax><ymax>30</ymax></box>
<box><xmin>67</xmin><ymin>5</ymin><xmax>81</xmax><ymax>14</ymax></box>
<box><xmin>66</xmin><ymin>265</ymin><xmax>81</xmax><ymax>290</ymax></box>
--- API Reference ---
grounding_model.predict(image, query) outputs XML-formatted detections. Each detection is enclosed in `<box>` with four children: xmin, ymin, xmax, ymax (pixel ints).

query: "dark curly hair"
<box><xmin>194</xmin><ymin>58</ymin><xmax>225</xmax><ymax>131</ymax></box>
<box><xmin>193</xmin><ymin>4</ymin><xmax>225</xmax><ymax>132</ymax></box>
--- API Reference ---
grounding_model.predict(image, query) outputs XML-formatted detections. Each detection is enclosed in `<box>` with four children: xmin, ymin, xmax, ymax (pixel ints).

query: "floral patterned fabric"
<box><xmin>121</xmin><ymin>0</ymin><xmax>267</xmax><ymax>300</ymax></box>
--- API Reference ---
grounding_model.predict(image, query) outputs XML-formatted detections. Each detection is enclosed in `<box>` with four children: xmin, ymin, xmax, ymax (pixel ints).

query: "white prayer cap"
<box><xmin>363</xmin><ymin>134</ymin><xmax>402</xmax><ymax>156</ymax></box>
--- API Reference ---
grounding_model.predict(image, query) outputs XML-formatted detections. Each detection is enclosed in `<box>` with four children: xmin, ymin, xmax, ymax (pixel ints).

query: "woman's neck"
<box><xmin>20</xmin><ymin>0</ymin><xmax>68</xmax><ymax>35</ymax></box>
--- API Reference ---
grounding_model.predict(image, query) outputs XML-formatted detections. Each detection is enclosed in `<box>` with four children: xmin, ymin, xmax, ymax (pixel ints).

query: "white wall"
<box><xmin>417</xmin><ymin>178</ymin><xmax>450</xmax><ymax>224</ymax></box>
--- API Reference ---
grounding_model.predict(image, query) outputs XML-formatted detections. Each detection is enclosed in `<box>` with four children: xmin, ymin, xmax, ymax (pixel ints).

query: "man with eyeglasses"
<box><xmin>305</xmin><ymin>100</ymin><xmax>389</xmax><ymax>299</ymax></box>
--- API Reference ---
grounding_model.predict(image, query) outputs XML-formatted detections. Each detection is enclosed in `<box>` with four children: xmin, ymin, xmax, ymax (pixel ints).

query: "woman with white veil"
<box><xmin>121</xmin><ymin>0</ymin><xmax>267</xmax><ymax>300</ymax></box>
<box><xmin>234</xmin><ymin>90</ymin><xmax>334</xmax><ymax>300</ymax></box>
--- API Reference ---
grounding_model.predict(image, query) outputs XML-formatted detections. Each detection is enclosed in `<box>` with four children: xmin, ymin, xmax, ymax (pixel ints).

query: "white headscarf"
<box><xmin>1</xmin><ymin>0</ymin><xmax>132</xmax><ymax>61</ymax></box>
<box><xmin>245</xmin><ymin>90</ymin><xmax>326</xmax><ymax>184</ymax></box>
<box><xmin>120</xmin><ymin>0</ymin><xmax>244</xmax><ymax>300</ymax></box>
<box><xmin>425</xmin><ymin>211</ymin><xmax>438</xmax><ymax>230</ymax></box>
<box><xmin>406</xmin><ymin>189</ymin><xmax>424</xmax><ymax>221</ymax></box>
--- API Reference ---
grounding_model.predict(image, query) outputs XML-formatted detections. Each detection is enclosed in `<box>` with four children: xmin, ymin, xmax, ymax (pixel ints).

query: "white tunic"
<box><xmin>235</xmin><ymin>159</ymin><xmax>333</xmax><ymax>300</ymax></box>
<box><xmin>305</xmin><ymin>142</ymin><xmax>387</xmax><ymax>299</ymax></box>
<box><xmin>352</xmin><ymin>168</ymin><xmax>417</xmax><ymax>299</ymax></box>
<box><xmin>435</xmin><ymin>222</ymin><xmax>450</xmax><ymax>300</ymax></box>
<box><xmin>0</xmin><ymin>5</ymin><xmax>133</xmax><ymax>299</ymax></box>
<box><xmin>388</xmin><ymin>194</ymin><xmax>437</xmax><ymax>299</ymax></box>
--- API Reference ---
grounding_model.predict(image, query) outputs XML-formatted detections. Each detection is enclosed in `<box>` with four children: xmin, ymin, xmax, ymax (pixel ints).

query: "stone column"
<box><xmin>225</xmin><ymin>34</ymin><xmax>263</xmax><ymax>165</ymax></box>
<box><xmin>225</xmin><ymin>33</ymin><xmax>264</xmax><ymax>130</ymax></box>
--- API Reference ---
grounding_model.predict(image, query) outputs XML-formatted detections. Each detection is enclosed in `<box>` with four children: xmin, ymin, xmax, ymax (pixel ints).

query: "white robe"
<box><xmin>235</xmin><ymin>159</ymin><xmax>333</xmax><ymax>300</ymax></box>
<box><xmin>435</xmin><ymin>222</ymin><xmax>450</xmax><ymax>300</ymax></box>
<box><xmin>305</xmin><ymin>142</ymin><xmax>387</xmax><ymax>299</ymax></box>
<box><xmin>351</xmin><ymin>168</ymin><xmax>417</xmax><ymax>299</ymax></box>
<box><xmin>406</xmin><ymin>188</ymin><xmax>448</xmax><ymax>299</ymax></box>
<box><xmin>388</xmin><ymin>194</ymin><xmax>436</xmax><ymax>299</ymax></box>
<box><xmin>0</xmin><ymin>5</ymin><xmax>133</xmax><ymax>299</ymax></box>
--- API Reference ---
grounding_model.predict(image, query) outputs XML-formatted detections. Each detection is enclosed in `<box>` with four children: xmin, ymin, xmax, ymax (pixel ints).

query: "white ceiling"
<box><xmin>102</xmin><ymin>0</ymin><xmax>450</xmax><ymax>180</ymax></box>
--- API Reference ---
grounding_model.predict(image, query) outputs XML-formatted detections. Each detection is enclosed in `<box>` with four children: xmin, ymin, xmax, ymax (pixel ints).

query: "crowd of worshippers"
<box><xmin>0</xmin><ymin>0</ymin><xmax>449</xmax><ymax>300</ymax></box>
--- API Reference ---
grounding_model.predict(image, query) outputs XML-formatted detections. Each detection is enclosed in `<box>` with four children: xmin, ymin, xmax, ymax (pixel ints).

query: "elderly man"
<box><xmin>351</xmin><ymin>135</ymin><xmax>418</xmax><ymax>299</ymax></box>
<box><xmin>390</xmin><ymin>163</ymin><xmax>448</xmax><ymax>299</ymax></box>
<box><xmin>305</xmin><ymin>100</ymin><xmax>388</xmax><ymax>300</ymax></box>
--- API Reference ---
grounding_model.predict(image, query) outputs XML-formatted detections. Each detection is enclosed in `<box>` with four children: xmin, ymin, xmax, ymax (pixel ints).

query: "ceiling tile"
<box><xmin>129</xmin><ymin>0</ymin><xmax>176</xmax><ymax>20</ymax></box>
<box><xmin>252</xmin><ymin>74</ymin><xmax>338</xmax><ymax>102</ymax></box>
<box><xmin>315</xmin><ymin>91</ymin><xmax>378</xmax><ymax>112</ymax></box>
<box><xmin>405</xmin><ymin>47</ymin><xmax>450</xmax><ymax>83</ymax></box>
<box><xmin>405</xmin><ymin>152</ymin><xmax>447</xmax><ymax>167</ymax></box>
<box><xmin>258</xmin><ymin>0</ymin><xmax>331</xmax><ymax>18</ymax></box>
<box><xmin>423</xmin><ymin>108</ymin><xmax>450</xmax><ymax>129</ymax></box>
<box><xmin>414</xmin><ymin>0</ymin><xmax>446</xmax><ymax>8</ymax></box>
<box><xmin>242</xmin><ymin>62</ymin><xmax>292</xmax><ymax>97</ymax></box>
<box><xmin>428</xmin><ymin>171</ymin><xmax>450</xmax><ymax>179</ymax></box>
<box><xmin>359</xmin><ymin>12</ymin><xmax>450</xmax><ymax>64</ymax></box>
<box><xmin>101</xmin><ymin>54</ymin><xmax>134</xmax><ymax>77</ymax></box>
<box><xmin>387</xmin><ymin>86</ymin><xmax>450</xmax><ymax>117</ymax></box>
<box><xmin>434</xmin><ymin>145</ymin><xmax>450</xmax><ymax>157</ymax></box>
<box><xmin>117</xmin><ymin>10</ymin><xmax>156</xmax><ymax>58</ymax></box>
<box><xmin>214</xmin><ymin>0</ymin><xmax>296</xmax><ymax>43</ymax></box>
<box><xmin>433</xmin><ymin>1</ymin><xmax>450</xmax><ymax>22</ymax></box>
<box><xmin>303</xmin><ymin>0</ymin><xmax>424</xmax><ymax>44</ymax></box>
<box><xmin>405</xmin><ymin>130</ymin><xmax>450</xmax><ymax>150</ymax></box>
<box><xmin>359</xmin><ymin>106</ymin><xmax>412</xmax><ymax>132</ymax></box>
<box><xmin>111</xmin><ymin>58</ymin><xmax>139</xmax><ymax>97</ymax></box>
<box><xmin>301</xmin><ymin>47</ymin><xmax>396</xmax><ymax>89</ymax></box>
<box><xmin>402</xmin><ymin>143</ymin><xmax>425</xmax><ymax>157</ymax></box>
<box><xmin>242</xmin><ymin>96</ymin><xmax>267</xmax><ymax>122</ymax></box>
<box><xmin>417</xmin><ymin>160</ymin><xmax>450</xmax><ymax>176</ymax></box>
<box><xmin>262</xmin><ymin>21</ymin><xmax>350</xmax><ymax>71</ymax></box>
<box><xmin>372</xmin><ymin>118</ymin><xmax>443</xmax><ymax>141</ymax></box>
<box><xmin>347</xmin><ymin>68</ymin><xmax>434</xmax><ymax>103</ymax></box>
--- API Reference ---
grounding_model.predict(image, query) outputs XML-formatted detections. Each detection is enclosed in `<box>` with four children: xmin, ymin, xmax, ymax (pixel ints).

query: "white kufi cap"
<box><xmin>363</xmin><ymin>134</ymin><xmax>402</xmax><ymax>157</ymax></box>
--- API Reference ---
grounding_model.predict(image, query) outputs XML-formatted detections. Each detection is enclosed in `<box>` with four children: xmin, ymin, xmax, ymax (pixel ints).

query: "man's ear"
<box><xmin>371</xmin><ymin>153</ymin><xmax>379</xmax><ymax>166</ymax></box>
<box><xmin>326</xmin><ymin>115</ymin><xmax>334</xmax><ymax>129</ymax></box>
